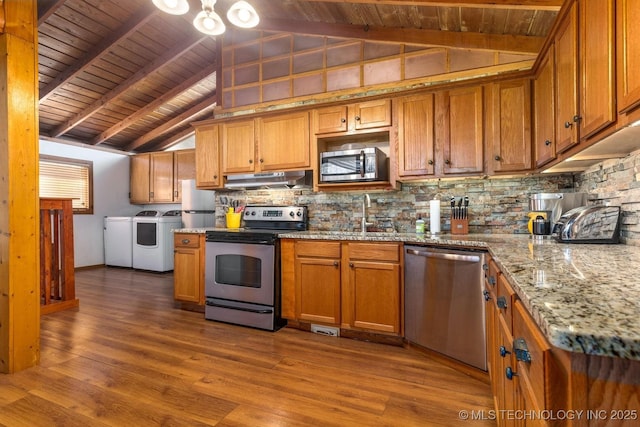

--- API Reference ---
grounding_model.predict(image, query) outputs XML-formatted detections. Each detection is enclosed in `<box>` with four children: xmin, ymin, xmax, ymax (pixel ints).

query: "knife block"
<box><xmin>451</xmin><ymin>218</ymin><xmax>469</xmax><ymax>235</ymax></box>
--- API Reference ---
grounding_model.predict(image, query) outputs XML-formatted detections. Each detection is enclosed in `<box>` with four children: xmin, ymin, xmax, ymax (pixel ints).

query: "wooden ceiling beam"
<box><xmin>37</xmin><ymin>0</ymin><xmax>67</xmax><ymax>26</ymax></box>
<box><xmin>126</xmin><ymin>97</ymin><xmax>216</xmax><ymax>152</ymax></box>
<box><xmin>39</xmin><ymin>3</ymin><xmax>159</xmax><ymax>103</ymax></box>
<box><xmin>257</xmin><ymin>18</ymin><xmax>544</xmax><ymax>54</ymax></box>
<box><xmin>298</xmin><ymin>0</ymin><xmax>562</xmax><ymax>11</ymax></box>
<box><xmin>91</xmin><ymin>63</ymin><xmax>218</xmax><ymax>145</ymax></box>
<box><xmin>49</xmin><ymin>33</ymin><xmax>208</xmax><ymax>138</ymax></box>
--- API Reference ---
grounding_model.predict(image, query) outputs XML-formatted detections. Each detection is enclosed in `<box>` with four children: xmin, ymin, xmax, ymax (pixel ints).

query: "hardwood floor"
<box><xmin>0</xmin><ymin>267</ymin><xmax>495</xmax><ymax>426</ymax></box>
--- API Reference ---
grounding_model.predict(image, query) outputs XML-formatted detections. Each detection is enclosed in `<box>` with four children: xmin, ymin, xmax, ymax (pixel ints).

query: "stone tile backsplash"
<box><xmin>218</xmin><ymin>174</ymin><xmax>575</xmax><ymax>235</ymax></box>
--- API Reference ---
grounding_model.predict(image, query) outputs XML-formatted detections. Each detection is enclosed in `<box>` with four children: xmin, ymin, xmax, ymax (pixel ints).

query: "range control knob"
<box><xmin>251</xmin><ymin>211</ymin><xmax>257</xmax><ymax>216</ymax></box>
<box><xmin>296</xmin><ymin>211</ymin><xmax>302</xmax><ymax>216</ymax></box>
<box><xmin>289</xmin><ymin>211</ymin><xmax>295</xmax><ymax>217</ymax></box>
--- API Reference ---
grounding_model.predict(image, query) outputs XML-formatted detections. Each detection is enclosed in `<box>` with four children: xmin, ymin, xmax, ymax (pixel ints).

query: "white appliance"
<box><xmin>132</xmin><ymin>210</ymin><xmax>182</xmax><ymax>272</ymax></box>
<box><xmin>104</xmin><ymin>216</ymin><xmax>133</xmax><ymax>267</ymax></box>
<box><xmin>181</xmin><ymin>179</ymin><xmax>215</xmax><ymax>228</ymax></box>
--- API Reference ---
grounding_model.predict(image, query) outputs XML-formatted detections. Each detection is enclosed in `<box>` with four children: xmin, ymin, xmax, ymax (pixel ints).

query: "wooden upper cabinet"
<box><xmin>195</xmin><ymin>124</ymin><xmax>221</xmax><ymax>188</ymax></box>
<box><xmin>150</xmin><ymin>151</ymin><xmax>175</xmax><ymax>203</ymax></box>
<box><xmin>534</xmin><ymin>45</ymin><xmax>557</xmax><ymax>168</ymax></box>
<box><xmin>314</xmin><ymin>99</ymin><xmax>391</xmax><ymax>134</ymax></box>
<box><xmin>617</xmin><ymin>0</ymin><xmax>640</xmax><ymax>113</ymax></box>
<box><xmin>221</xmin><ymin>120</ymin><xmax>256</xmax><ymax>174</ymax></box>
<box><xmin>258</xmin><ymin>111</ymin><xmax>310</xmax><ymax>171</ymax></box>
<box><xmin>130</xmin><ymin>153</ymin><xmax>151</xmax><ymax>203</ymax></box>
<box><xmin>353</xmin><ymin>99</ymin><xmax>392</xmax><ymax>130</ymax></box>
<box><xmin>396</xmin><ymin>94</ymin><xmax>436</xmax><ymax>177</ymax></box>
<box><xmin>580</xmin><ymin>0</ymin><xmax>616</xmax><ymax>139</ymax></box>
<box><xmin>441</xmin><ymin>86</ymin><xmax>484</xmax><ymax>175</ymax></box>
<box><xmin>488</xmin><ymin>79</ymin><xmax>532</xmax><ymax>173</ymax></box>
<box><xmin>173</xmin><ymin>149</ymin><xmax>196</xmax><ymax>202</ymax></box>
<box><xmin>554</xmin><ymin>2</ymin><xmax>579</xmax><ymax>153</ymax></box>
<box><xmin>315</xmin><ymin>105</ymin><xmax>349</xmax><ymax>134</ymax></box>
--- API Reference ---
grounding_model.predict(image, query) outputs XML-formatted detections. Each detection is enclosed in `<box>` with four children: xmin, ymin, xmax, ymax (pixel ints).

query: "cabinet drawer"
<box><xmin>348</xmin><ymin>242</ymin><xmax>400</xmax><ymax>262</ymax></box>
<box><xmin>174</xmin><ymin>233</ymin><xmax>201</xmax><ymax>249</ymax></box>
<box><xmin>497</xmin><ymin>274</ymin><xmax>517</xmax><ymax>332</ymax></box>
<box><xmin>513</xmin><ymin>300</ymin><xmax>551</xmax><ymax>409</ymax></box>
<box><xmin>295</xmin><ymin>241</ymin><xmax>341</xmax><ymax>258</ymax></box>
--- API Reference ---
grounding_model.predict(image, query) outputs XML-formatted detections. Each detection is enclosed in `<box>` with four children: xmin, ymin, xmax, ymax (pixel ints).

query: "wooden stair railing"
<box><xmin>40</xmin><ymin>198</ymin><xmax>79</xmax><ymax>314</ymax></box>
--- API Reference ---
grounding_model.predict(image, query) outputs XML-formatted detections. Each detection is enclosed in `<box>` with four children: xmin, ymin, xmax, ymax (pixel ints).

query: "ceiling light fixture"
<box><xmin>152</xmin><ymin>0</ymin><xmax>189</xmax><ymax>15</ymax></box>
<box><xmin>154</xmin><ymin>0</ymin><xmax>259</xmax><ymax>36</ymax></box>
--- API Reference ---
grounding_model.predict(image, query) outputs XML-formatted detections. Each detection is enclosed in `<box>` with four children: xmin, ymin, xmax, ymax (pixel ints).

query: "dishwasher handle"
<box><xmin>406</xmin><ymin>247</ymin><xmax>482</xmax><ymax>263</ymax></box>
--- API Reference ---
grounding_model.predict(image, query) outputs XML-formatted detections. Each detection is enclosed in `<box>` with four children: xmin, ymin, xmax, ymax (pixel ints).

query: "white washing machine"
<box><xmin>104</xmin><ymin>216</ymin><xmax>133</xmax><ymax>267</ymax></box>
<box><xmin>132</xmin><ymin>210</ymin><xmax>182</xmax><ymax>272</ymax></box>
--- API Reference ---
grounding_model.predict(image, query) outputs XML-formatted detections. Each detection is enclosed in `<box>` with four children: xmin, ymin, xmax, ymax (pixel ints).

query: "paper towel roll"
<box><xmin>430</xmin><ymin>199</ymin><xmax>440</xmax><ymax>234</ymax></box>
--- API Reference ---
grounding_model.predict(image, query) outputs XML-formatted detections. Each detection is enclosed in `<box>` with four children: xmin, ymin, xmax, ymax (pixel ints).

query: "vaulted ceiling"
<box><xmin>37</xmin><ymin>0</ymin><xmax>562</xmax><ymax>153</ymax></box>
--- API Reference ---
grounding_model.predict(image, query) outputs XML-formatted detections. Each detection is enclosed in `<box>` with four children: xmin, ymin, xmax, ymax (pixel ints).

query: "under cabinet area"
<box><xmin>281</xmin><ymin>239</ymin><xmax>402</xmax><ymax>336</ymax></box>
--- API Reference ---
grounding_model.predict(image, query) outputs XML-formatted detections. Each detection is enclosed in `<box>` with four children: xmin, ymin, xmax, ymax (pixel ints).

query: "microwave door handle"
<box><xmin>360</xmin><ymin>150</ymin><xmax>365</xmax><ymax>178</ymax></box>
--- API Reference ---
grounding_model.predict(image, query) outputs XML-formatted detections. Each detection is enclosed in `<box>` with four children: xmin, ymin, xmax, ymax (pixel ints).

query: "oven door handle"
<box><xmin>205</xmin><ymin>300</ymin><xmax>273</xmax><ymax>314</ymax></box>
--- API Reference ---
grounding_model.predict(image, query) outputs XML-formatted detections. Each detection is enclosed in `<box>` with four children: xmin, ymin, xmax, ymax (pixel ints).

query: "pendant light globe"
<box><xmin>227</xmin><ymin>1</ymin><xmax>260</xmax><ymax>28</ymax></box>
<box><xmin>152</xmin><ymin>0</ymin><xmax>189</xmax><ymax>15</ymax></box>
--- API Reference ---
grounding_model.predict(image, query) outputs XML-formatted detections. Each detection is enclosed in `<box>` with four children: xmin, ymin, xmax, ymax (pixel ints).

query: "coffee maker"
<box><xmin>528</xmin><ymin>192</ymin><xmax>588</xmax><ymax>238</ymax></box>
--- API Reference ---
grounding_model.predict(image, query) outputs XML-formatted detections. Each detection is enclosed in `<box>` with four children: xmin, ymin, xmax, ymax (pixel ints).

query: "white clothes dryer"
<box><xmin>132</xmin><ymin>210</ymin><xmax>182</xmax><ymax>272</ymax></box>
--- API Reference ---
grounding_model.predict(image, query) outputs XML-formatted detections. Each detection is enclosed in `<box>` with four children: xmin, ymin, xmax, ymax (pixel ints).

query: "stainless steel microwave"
<box><xmin>320</xmin><ymin>147</ymin><xmax>388</xmax><ymax>183</ymax></box>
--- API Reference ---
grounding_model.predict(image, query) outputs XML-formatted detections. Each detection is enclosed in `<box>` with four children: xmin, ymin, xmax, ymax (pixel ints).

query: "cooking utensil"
<box><xmin>457</xmin><ymin>197</ymin><xmax>463</xmax><ymax>220</ymax></box>
<box><xmin>463</xmin><ymin>196</ymin><xmax>469</xmax><ymax>219</ymax></box>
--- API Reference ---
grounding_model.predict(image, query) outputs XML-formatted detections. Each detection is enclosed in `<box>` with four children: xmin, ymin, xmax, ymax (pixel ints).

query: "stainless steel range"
<box><xmin>204</xmin><ymin>205</ymin><xmax>308</xmax><ymax>331</ymax></box>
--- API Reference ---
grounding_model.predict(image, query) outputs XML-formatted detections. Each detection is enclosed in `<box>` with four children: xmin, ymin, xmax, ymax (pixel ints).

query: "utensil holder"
<box><xmin>451</xmin><ymin>218</ymin><xmax>469</xmax><ymax>235</ymax></box>
<box><xmin>226</xmin><ymin>212</ymin><xmax>242</xmax><ymax>229</ymax></box>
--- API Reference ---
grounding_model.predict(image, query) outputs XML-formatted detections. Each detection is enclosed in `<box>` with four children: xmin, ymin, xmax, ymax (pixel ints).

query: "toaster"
<box><xmin>554</xmin><ymin>206</ymin><xmax>621</xmax><ymax>243</ymax></box>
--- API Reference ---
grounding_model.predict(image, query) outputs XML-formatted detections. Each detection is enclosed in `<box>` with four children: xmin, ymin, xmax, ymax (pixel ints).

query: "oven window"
<box><xmin>215</xmin><ymin>254</ymin><xmax>261</xmax><ymax>288</ymax></box>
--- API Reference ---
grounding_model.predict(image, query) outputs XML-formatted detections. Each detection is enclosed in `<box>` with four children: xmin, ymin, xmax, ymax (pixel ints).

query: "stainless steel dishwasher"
<box><xmin>404</xmin><ymin>245</ymin><xmax>487</xmax><ymax>371</ymax></box>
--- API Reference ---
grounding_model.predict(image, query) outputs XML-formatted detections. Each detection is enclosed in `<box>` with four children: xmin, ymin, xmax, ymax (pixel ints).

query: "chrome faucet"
<box><xmin>361</xmin><ymin>193</ymin><xmax>373</xmax><ymax>233</ymax></box>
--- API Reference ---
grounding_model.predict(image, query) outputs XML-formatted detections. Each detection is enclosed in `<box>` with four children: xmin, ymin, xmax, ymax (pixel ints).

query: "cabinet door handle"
<box><xmin>428</xmin><ymin>159</ymin><xmax>434</xmax><ymax>165</ymax></box>
<box><xmin>333</xmin><ymin>261</ymin><xmax>339</xmax><ymax>267</ymax></box>
<box><xmin>499</xmin><ymin>346</ymin><xmax>511</xmax><ymax>357</ymax></box>
<box><xmin>514</xmin><ymin>338</ymin><xmax>532</xmax><ymax>362</ymax></box>
<box><xmin>213</xmin><ymin>175</ymin><xmax>218</xmax><ymax>179</ymax></box>
<box><xmin>248</xmin><ymin>159</ymin><xmax>253</xmax><ymax>164</ymax></box>
<box><xmin>341</xmin><ymin>118</ymin><xmax>346</xmax><ymax>123</ymax></box>
<box><xmin>488</xmin><ymin>276</ymin><xmax>496</xmax><ymax>286</ymax></box>
<box><xmin>150</xmin><ymin>191</ymin><xmax>154</xmax><ymax>198</ymax></box>
<box><xmin>349</xmin><ymin>262</ymin><xmax>354</xmax><ymax>268</ymax></box>
<box><xmin>483</xmin><ymin>290</ymin><xmax>491</xmax><ymax>301</ymax></box>
<box><xmin>505</xmin><ymin>366</ymin><xmax>517</xmax><ymax>380</ymax></box>
<box><xmin>564</xmin><ymin>121</ymin><xmax>573</xmax><ymax>129</ymax></box>
<box><xmin>444</xmin><ymin>159</ymin><xmax>451</xmax><ymax>165</ymax></box>
<box><xmin>573</xmin><ymin>115</ymin><xmax>582</xmax><ymax>123</ymax></box>
<box><xmin>181</xmin><ymin>239</ymin><xmax>190</xmax><ymax>244</ymax></box>
<box><xmin>355</xmin><ymin>116</ymin><xmax>361</xmax><ymax>121</ymax></box>
<box><xmin>482</xmin><ymin>263</ymin><xmax>489</xmax><ymax>271</ymax></box>
<box><xmin>174</xmin><ymin>190</ymin><xmax>179</xmax><ymax>197</ymax></box>
<box><xmin>494</xmin><ymin>155</ymin><xmax>501</xmax><ymax>161</ymax></box>
<box><xmin>259</xmin><ymin>158</ymin><xmax>264</xmax><ymax>163</ymax></box>
<box><xmin>544</xmin><ymin>139</ymin><xmax>552</xmax><ymax>146</ymax></box>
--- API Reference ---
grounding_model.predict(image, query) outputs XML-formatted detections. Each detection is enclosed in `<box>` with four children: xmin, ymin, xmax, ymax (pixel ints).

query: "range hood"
<box><xmin>224</xmin><ymin>171</ymin><xmax>312</xmax><ymax>189</ymax></box>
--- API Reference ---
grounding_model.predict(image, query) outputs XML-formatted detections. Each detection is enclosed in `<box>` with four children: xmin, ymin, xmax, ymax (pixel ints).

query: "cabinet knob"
<box><xmin>259</xmin><ymin>158</ymin><xmax>264</xmax><ymax>163</ymax></box>
<box><xmin>333</xmin><ymin>261</ymin><xmax>339</xmax><ymax>267</ymax></box>
<box><xmin>174</xmin><ymin>190</ymin><xmax>179</xmax><ymax>197</ymax></box>
<box><xmin>499</xmin><ymin>346</ymin><xmax>511</xmax><ymax>358</ymax></box>
<box><xmin>488</xmin><ymin>276</ymin><xmax>496</xmax><ymax>286</ymax></box>
<box><xmin>248</xmin><ymin>159</ymin><xmax>253</xmax><ymax>164</ymax></box>
<box><xmin>213</xmin><ymin>175</ymin><xmax>218</xmax><ymax>179</ymax></box>
<box><xmin>564</xmin><ymin>121</ymin><xmax>573</xmax><ymax>129</ymax></box>
<box><xmin>497</xmin><ymin>296</ymin><xmax>508</xmax><ymax>309</ymax></box>
<box><xmin>349</xmin><ymin>262</ymin><xmax>354</xmax><ymax>268</ymax></box>
<box><xmin>355</xmin><ymin>116</ymin><xmax>361</xmax><ymax>121</ymax></box>
<box><xmin>544</xmin><ymin>139</ymin><xmax>552</xmax><ymax>146</ymax></box>
<box><xmin>505</xmin><ymin>366</ymin><xmax>517</xmax><ymax>380</ymax></box>
<box><xmin>181</xmin><ymin>239</ymin><xmax>190</xmax><ymax>244</ymax></box>
<box><xmin>482</xmin><ymin>263</ymin><xmax>489</xmax><ymax>271</ymax></box>
<box><xmin>573</xmin><ymin>115</ymin><xmax>582</xmax><ymax>123</ymax></box>
<box><xmin>444</xmin><ymin>159</ymin><xmax>451</xmax><ymax>165</ymax></box>
<box><xmin>483</xmin><ymin>290</ymin><xmax>491</xmax><ymax>301</ymax></box>
<box><xmin>494</xmin><ymin>155</ymin><xmax>501</xmax><ymax>161</ymax></box>
<box><xmin>428</xmin><ymin>159</ymin><xmax>434</xmax><ymax>165</ymax></box>
<box><xmin>341</xmin><ymin>118</ymin><xmax>346</xmax><ymax>123</ymax></box>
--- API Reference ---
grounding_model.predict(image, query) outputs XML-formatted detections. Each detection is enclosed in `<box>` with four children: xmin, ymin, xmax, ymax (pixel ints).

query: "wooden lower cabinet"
<box><xmin>282</xmin><ymin>239</ymin><xmax>402</xmax><ymax>336</ymax></box>
<box><xmin>173</xmin><ymin>233</ymin><xmax>204</xmax><ymax>304</ymax></box>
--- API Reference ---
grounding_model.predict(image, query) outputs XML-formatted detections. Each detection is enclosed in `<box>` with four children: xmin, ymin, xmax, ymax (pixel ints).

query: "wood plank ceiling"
<box><xmin>37</xmin><ymin>0</ymin><xmax>562</xmax><ymax>153</ymax></box>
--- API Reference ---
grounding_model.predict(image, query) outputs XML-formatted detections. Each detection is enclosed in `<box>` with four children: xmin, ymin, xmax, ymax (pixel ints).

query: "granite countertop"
<box><xmin>175</xmin><ymin>227</ymin><xmax>639</xmax><ymax>360</ymax></box>
<box><xmin>279</xmin><ymin>231</ymin><xmax>640</xmax><ymax>361</ymax></box>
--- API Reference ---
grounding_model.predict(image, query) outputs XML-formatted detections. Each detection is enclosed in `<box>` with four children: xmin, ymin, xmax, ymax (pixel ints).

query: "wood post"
<box><xmin>0</xmin><ymin>0</ymin><xmax>40</xmax><ymax>374</ymax></box>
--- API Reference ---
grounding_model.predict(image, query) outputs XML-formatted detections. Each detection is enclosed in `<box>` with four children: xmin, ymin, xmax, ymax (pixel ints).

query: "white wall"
<box><xmin>39</xmin><ymin>139</ymin><xmax>138</xmax><ymax>267</ymax></box>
